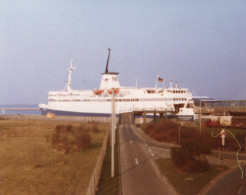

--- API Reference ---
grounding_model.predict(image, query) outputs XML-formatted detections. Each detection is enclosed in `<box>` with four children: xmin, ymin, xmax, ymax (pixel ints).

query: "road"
<box><xmin>204</xmin><ymin>164</ymin><xmax>246</xmax><ymax>195</ymax></box>
<box><xmin>119</xmin><ymin>113</ymin><xmax>175</xmax><ymax>195</ymax></box>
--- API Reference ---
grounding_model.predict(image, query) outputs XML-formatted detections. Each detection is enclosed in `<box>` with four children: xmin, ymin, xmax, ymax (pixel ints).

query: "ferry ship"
<box><xmin>39</xmin><ymin>49</ymin><xmax>195</xmax><ymax>120</ymax></box>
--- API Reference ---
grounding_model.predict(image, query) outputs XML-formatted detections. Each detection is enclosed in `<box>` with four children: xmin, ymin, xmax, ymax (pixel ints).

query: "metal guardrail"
<box><xmin>86</xmin><ymin>128</ymin><xmax>110</xmax><ymax>195</ymax></box>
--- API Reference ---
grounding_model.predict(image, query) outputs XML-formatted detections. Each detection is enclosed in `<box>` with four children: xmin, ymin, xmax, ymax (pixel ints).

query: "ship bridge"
<box><xmin>99</xmin><ymin>73</ymin><xmax>120</xmax><ymax>90</ymax></box>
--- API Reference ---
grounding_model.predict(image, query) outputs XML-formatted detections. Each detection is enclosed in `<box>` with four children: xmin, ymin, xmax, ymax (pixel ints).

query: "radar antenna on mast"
<box><xmin>105</xmin><ymin>48</ymin><xmax>111</xmax><ymax>73</ymax></box>
<box><xmin>66</xmin><ymin>59</ymin><xmax>75</xmax><ymax>91</ymax></box>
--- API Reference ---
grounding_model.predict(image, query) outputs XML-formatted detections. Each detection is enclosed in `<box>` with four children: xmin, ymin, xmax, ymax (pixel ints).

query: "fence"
<box><xmin>86</xmin><ymin>127</ymin><xmax>110</xmax><ymax>195</ymax></box>
<box><xmin>1</xmin><ymin>115</ymin><xmax>111</xmax><ymax>123</ymax></box>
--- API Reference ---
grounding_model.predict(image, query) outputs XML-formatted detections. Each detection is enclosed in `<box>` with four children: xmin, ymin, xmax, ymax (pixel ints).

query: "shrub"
<box><xmin>171</xmin><ymin>147</ymin><xmax>186</xmax><ymax>168</ymax></box>
<box><xmin>171</xmin><ymin>142</ymin><xmax>210</xmax><ymax>173</ymax></box>
<box><xmin>75</xmin><ymin>131</ymin><xmax>91</xmax><ymax>151</ymax></box>
<box><xmin>145</xmin><ymin>120</ymin><xmax>179</xmax><ymax>142</ymax></box>
<box><xmin>50</xmin><ymin>124</ymin><xmax>91</xmax><ymax>154</ymax></box>
<box><xmin>90</xmin><ymin>123</ymin><xmax>99</xmax><ymax>133</ymax></box>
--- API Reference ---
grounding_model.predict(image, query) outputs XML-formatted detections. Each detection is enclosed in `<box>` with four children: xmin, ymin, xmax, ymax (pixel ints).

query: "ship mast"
<box><xmin>66</xmin><ymin>59</ymin><xmax>75</xmax><ymax>91</ymax></box>
<box><xmin>105</xmin><ymin>48</ymin><xmax>111</xmax><ymax>73</ymax></box>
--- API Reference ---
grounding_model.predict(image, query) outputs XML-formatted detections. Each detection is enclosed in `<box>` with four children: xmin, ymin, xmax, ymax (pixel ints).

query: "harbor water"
<box><xmin>0</xmin><ymin>105</ymin><xmax>40</xmax><ymax>115</ymax></box>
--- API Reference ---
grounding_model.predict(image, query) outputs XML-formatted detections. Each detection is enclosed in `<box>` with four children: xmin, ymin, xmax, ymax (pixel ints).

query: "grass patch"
<box><xmin>96</xmin><ymin>129</ymin><xmax>120</xmax><ymax>195</ymax></box>
<box><xmin>0</xmin><ymin>119</ymin><xmax>109</xmax><ymax>194</ymax></box>
<box><xmin>156</xmin><ymin>158</ymin><xmax>227</xmax><ymax>195</ymax></box>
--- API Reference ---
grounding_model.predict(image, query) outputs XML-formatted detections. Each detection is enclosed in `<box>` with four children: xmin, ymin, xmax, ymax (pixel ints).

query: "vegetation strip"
<box><xmin>96</xmin><ymin>129</ymin><xmax>120</xmax><ymax>195</ymax></box>
<box><xmin>156</xmin><ymin>158</ymin><xmax>227</xmax><ymax>195</ymax></box>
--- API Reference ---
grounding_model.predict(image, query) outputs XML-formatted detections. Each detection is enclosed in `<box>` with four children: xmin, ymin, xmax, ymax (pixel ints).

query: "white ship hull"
<box><xmin>39</xmin><ymin>51</ymin><xmax>195</xmax><ymax>121</ymax></box>
<box><xmin>40</xmin><ymin>90</ymin><xmax>194</xmax><ymax>120</ymax></box>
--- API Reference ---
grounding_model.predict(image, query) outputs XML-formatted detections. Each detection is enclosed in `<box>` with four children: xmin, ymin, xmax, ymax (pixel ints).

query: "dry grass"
<box><xmin>0</xmin><ymin>119</ymin><xmax>108</xmax><ymax>195</ymax></box>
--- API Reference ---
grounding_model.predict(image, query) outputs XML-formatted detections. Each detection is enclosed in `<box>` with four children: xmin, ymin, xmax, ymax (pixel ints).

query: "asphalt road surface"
<box><xmin>204</xmin><ymin>164</ymin><xmax>246</xmax><ymax>195</ymax></box>
<box><xmin>119</xmin><ymin>113</ymin><xmax>175</xmax><ymax>195</ymax></box>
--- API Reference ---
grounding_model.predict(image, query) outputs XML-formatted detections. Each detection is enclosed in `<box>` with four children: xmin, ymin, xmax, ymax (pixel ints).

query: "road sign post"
<box><xmin>140</xmin><ymin>117</ymin><xmax>143</xmax><ymax>128</ymax></box>
<box><xmin>219</xmin><ymin>147</ymin><xmax>221</xmax><ymax>167</ymax></box>
<box><xmin>221</xmin><ymin>129</ymin><xmax>226</xmax><ymax>150</ymax></box>
<box><xmin>178</xmin><ymin>127</ymin><xmax>181</xmax><ymax>145</ymax></box>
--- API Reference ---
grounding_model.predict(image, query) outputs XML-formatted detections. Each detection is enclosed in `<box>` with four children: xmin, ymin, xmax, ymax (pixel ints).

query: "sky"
<box><xmin>1</xmin><ymin>0</ymin><xmax>246</xmax><ymax>105</ymax></box>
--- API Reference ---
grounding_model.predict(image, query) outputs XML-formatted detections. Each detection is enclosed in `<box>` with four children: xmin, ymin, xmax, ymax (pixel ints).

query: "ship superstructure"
<box><xmin>39</xmin><ymin>49</ymin><xmax>195</xmax><ymax>120</ymax></box>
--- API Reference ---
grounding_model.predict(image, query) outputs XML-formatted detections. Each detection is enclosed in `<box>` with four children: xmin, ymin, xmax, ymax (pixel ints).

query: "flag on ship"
<box><xmin>158</xmin><ymin>77</ymin><xmax>163</xmax><ymax>82</ymax></box>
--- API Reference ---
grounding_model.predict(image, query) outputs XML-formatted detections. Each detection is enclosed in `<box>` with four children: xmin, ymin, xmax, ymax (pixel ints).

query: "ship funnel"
<box><xmin>100</xmin><ymin>49</ymin><xmax>120</xmax><ymax>90</ymax></box>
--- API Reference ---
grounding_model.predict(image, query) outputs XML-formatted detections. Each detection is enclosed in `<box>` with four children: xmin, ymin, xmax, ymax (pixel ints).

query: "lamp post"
<box><xmin>178</xmin><ymin>127</ymin><xmax>181</xmax><ymax>145</ymax></box>
<box><xmin>111</xmin><ymin>88</ymin><xmax>116</xmax><ymax>178</ymax></box>
<box><xmin>200</xmin><ymin>97</ymin><xmax>202</xmax><ymax>136</ymax></box>
<box><xmin>245</xmin><ymin>137</ymin><xmax>246</xmax><ymax>153</ymax></box>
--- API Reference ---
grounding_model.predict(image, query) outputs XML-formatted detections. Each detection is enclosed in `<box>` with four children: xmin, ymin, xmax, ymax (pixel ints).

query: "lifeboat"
<box><xmin>108</xmin><ymin>88</ymin><xmax>119</xmax><ymax>94</ymax></box>
<box><xmin>93</xmin><ymin>90</ymin><xmax>104</xmax><ymax>95</ymax></box>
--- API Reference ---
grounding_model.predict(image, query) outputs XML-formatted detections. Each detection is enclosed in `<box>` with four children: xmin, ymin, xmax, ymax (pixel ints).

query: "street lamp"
<box><xmin>200</xmin><ymin>97</ymin><xmax>202</xmax><ymax>136</ymax></box>
<box><xmin>111</xmin><ymin>88</ymin><xmax>116</xmax><ymax>178</ymax></box>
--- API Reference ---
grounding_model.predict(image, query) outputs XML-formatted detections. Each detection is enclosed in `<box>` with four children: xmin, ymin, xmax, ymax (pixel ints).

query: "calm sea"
<box><xmin>0</xmin><ymin>104</ymin><xmax>41</xmax><ymax>115</ymax></box>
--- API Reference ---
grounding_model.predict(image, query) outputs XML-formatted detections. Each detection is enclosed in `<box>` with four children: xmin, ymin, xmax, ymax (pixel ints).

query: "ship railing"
<box><xmin>194</xmin><ymin>107</ymin><xmax>214</xmax><ymax>113</ymax></box>
<box><xmin>119</xmin><ymin>108</ymin><xmax>134</xmax><ymax>114</ymax></box>
<box><xmin>119</xmin><ymin>107</ymin><xmax>175</xmax><ymax>114</ymax></box>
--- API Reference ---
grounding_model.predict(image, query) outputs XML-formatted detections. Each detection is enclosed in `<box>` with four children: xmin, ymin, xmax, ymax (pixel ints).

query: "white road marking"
<box><xmin>144</xmin><ymin>143</ymin><xmax>148</xmax><ymax>147</ymax></box>
<box><xmin>148</xmin><ymin>148</ymin><xmax>152</xmax><ymax>153</ymax></box>
<box><xmin>135</xmin><ymin>158</ymin><xmax>139</xmax><ymax>165</ymax></box>
<box><xmin>129</xmin><ymin>140</ymin><xmax>133</xmax><ymax>144</ymax></box>
<box><xmin>238</xmin><ymin>185</ymin><xmax>243</xmax><ymax>194</ymax></box>
<box><xmin>166</xmin><ymin>149</ymin><xmax>170</xmax><ymax>152</ymax></box>
<box><xmin>151</xmin><ymin>153</ymin><xmax>154</xmax><ymax>157</ymax></box>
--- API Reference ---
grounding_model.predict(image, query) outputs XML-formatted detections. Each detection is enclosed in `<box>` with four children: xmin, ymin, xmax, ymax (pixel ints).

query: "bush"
<box><xmin>90</xmin><ymin>123</ymin><xmax>99</xmax><ymax>133</ymax></box>
<box><xmin>74</xmin><ymin>130</ymin><xmax>91</xmax><ymax>151</ymax></box>
<box><xmin>145</xmin><ymin>120</ymin><xmax>179</xmax><ymax>142</ymax></box>
<box><xmin>171</xmin><ymin>142</ymin><xmax>210</xmax><ymax>173</ymax></box>
<box><xmin>171</xmin><ymin>147</ymin><xmax>186</xmax><ymax>168</ymax></box>
<box><xmin>50</xmin><ymin>124</ymin><xmax>91</xmax><ymax>154</ymax></box>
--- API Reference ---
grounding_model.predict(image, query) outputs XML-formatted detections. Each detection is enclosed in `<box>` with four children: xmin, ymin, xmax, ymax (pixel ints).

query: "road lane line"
<box><xmin>148</xmin><ymin>148</ymin><xmax>152</xmax><ymax>153</ymax></box>
<box><xmin>145</xmin><ymin>143</ymin><xmax>148</xmax><ymax>147</ymax></box>
<box><xmin>151</xmin><ymin>153</ymin><xmax>154</xmax><ymax>157</ymax></box>
<box><xmin>129</xmin><ymin>140</ymin><xmax>133</xmax><ymax>144</ymax></box>
<box><xmin>135</xmin><ymin>158</ymin><xmax>139</xmax><ymax>165</ymax></box>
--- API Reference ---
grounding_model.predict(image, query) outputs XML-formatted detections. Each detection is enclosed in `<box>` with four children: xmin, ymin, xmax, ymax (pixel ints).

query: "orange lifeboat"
<box><xmin>108</xmin><ymin>88</ymin><xmax>119</xmax><ymax>94</ymax></box>
<box><xmin>93</xmin><ymin>90</ymin><xmax>104</xmax><ymax>95</ymax></box>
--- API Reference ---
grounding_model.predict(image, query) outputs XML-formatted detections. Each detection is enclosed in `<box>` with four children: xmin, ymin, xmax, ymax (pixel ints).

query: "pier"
<box><xmin>0</xmin><ymin>107</ymin><xmax>39</xmax><ymax>115</ymax></box>
<box><xmin>194</xmin><ymin>100</ymin><xmax>246</xmax><ymax>116</ymax></box>
<box><xmin>0</xmin><ymin>107</ymin><xmax>39</xmax><ymax>111</ymax></box>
